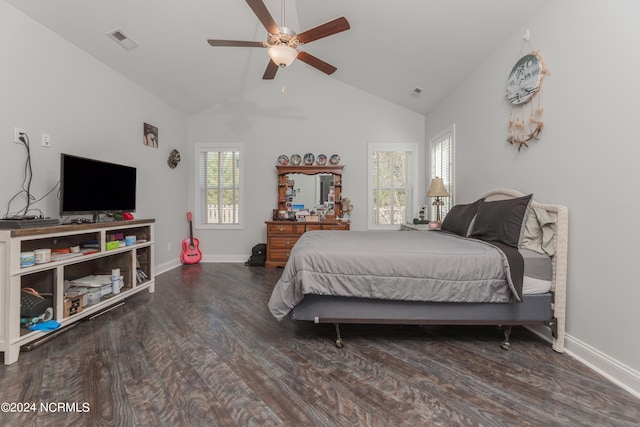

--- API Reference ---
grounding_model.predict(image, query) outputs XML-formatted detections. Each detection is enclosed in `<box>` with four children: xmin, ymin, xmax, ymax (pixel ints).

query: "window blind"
<box><xmin>199</xmin><ymin>149</ymin><xmax>240</xmax><ymax>225</ymax></box>
<box><xmin>370</xmin><ymin>147</ymin><xmax>414</xmax><ymax>227</ymax></box>
<box><xmin>430</xmin><ymin>131</ymin><xmax>454</xmax><ymax>219</ymax></box>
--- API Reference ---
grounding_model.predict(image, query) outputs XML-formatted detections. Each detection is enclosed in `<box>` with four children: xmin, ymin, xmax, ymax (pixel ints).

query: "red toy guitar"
<box><xmin>181</xmin><ymin>212</ymin><xmax>202</xmax><ymax>264</ymax></box>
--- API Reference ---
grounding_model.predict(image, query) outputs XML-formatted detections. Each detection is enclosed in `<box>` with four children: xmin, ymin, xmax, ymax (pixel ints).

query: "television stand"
<box><xmin>0</xmin><ymin>219</ymin><xmax>155</xmax><ymax>365</ymax></box>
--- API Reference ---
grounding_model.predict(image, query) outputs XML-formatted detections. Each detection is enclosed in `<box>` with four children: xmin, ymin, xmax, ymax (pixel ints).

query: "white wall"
<box><xmin>189</xmin><ymin>66</ymin><xmax>425</xmax><ymax>259</ymax></box>
<box><xmin>426</xmin><ymin>0</ymin><xmax>640</xmax><ymax>395</ymax></box>
<box><xmin>0</xmin><ymin>2</ymin><xmax>189</xmax><ymax>269</ymax></box>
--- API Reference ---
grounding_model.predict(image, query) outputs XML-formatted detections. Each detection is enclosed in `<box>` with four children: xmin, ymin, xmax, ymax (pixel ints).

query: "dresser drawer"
<box><xmin>267</xmin><ymin>223</ymin><xmax>305</xmax><ymax>235</ymax></box>
<box><xmin>321</xmin><ymin>223</ymin><xmax>350</xmax><ymax>231</ymax></box>
<box><xmin>305</xmin><ymin>223</ymin><xmax>350</xmax><ymax>231</ymax></box>
<box><xmin>268</xmin><ymin>249</ymin><xmax>294</xmax><ymax>262</ymax></box>
<box><xmin>269</xmin><ymin>236</ymin><xmax>299</xmax><ymax>249</ymax></box>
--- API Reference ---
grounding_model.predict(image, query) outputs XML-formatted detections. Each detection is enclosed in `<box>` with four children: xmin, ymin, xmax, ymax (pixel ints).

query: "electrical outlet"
<box><xmin>42</xmin><ymin>133</ymin><xmax>51</xmax><ymax>147</ymax></box>
<box><xmin>14</xmin><ymin>127</ymin><xmax>25</xmax><ymax>143</ymax></box>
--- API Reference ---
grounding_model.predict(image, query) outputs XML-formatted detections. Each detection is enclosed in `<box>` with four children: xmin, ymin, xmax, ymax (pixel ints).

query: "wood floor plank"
<box><xmin>1</xmin><ymin>263</ymin><xmax>639</xmax><ymax>426</ymax></box>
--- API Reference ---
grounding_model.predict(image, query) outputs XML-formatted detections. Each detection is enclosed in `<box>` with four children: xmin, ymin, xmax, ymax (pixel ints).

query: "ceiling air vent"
<box><xmin>107</xmin><ymin>29</ymin><xmax>138</xmax><ymax>51</ymax></box>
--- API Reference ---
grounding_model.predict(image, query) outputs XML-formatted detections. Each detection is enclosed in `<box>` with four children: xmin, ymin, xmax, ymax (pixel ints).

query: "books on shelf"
<box><xmin>82</xmin><ymin>240</ymin><xmax>100</xmax><ymax>248</ymax></box>
<box><xmin>70</xmin><ymin>275</ymin><xmax>112</xmax><ymax>287</ymax></box>
<box><xmin>136</xmin><ymin>268</ymin><xmax>148</xmax><ymax>284</ymax></box>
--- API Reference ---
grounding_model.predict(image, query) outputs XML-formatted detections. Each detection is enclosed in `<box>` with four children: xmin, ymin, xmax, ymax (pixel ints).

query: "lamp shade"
<box><xmin>426</xmin><ymin>177</ymin><xmax>450</xmax><ymax>198</ymax></box>
<box><xmin>268</xmin><ymin>44</ymin><xmax>298</xmax><ymax>67</ymax></box>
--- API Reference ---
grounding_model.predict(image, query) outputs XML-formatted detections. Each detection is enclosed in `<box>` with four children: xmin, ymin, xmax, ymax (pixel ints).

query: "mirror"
<box><xmin>287</xmin><ymin>173</ymin><xmax>333</xmax><ymax>209</ymax></box>
<box><xmin>276</xmin><ymin>165</ymin><xmax>344</xmax><ymax>219</ymax></box>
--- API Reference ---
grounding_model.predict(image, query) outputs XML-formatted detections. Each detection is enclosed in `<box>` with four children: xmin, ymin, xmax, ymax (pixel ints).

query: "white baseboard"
<box><xmin>564</xmin><ymin>334</ymin><xmax>640</xmax><ymax>400</ymax></box>
<box><xmin>527</xmin><ymin>325</ymin><xmax>640</xmax><ymax>400</ymax></box>
<box><xmin>155</xmin><ymin>259</ymin><xmax>181</xmax><ymax>275</ymax></box>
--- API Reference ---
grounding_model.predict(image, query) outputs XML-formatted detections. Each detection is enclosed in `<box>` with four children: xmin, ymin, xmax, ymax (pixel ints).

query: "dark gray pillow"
<box><xmin>440</xmin><ymin>199</ymin><xmax>483</xmax><ymax>236</ymax></box>
<box><xmin>468</xmin><ymin>194</ymin><xmax>533</xmax><ymax>247</ymax></box>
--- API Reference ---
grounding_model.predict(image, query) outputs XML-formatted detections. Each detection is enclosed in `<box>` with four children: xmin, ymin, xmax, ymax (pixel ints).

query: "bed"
<box><xmin>268</xmin><ymin>189</ymin><xmax>568</xmax><ymax>352</ymax></box>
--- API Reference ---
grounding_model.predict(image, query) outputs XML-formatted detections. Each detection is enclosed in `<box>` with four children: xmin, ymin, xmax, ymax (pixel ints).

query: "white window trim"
<box><xmin>429</xmin><ymin>124</ymin><xmax>455</xmax><ymax>219</ymax></box>
<box><xmin>367</xmin><ymin>142</ymin><xmax>419</xmax><ymax>230</ymax></box>
<box><xmin>194</xmin><ymin>143</ymin><xmax>244</xmax><ymax>230</ymax></box>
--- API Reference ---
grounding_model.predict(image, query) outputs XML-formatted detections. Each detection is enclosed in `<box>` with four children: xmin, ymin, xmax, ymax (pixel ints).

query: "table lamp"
<box><xmin>426</xmin><ymin>177</ymin><xmax>450</xmax><ymax>224</ymax></box>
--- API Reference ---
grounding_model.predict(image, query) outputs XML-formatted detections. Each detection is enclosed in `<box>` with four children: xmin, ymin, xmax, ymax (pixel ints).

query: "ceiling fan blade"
<box><xmin>262</xmin><ymin>60</ymin><xmax>279</xmax><ymax>80</ymax></box>
<box><xmin>297</xmin><ymin>52</ymin><xmax>337</xmax><ymax>75</ymax></box>
<box><xmin>297</xmin><ymin>17</ymin><xmax>350</xmax><ymax>44</ymax></box>
<box><xmin>245</xmin><ymin>0</ymin><xmax>279</xmax><ymax>35</ymax></box>
<box><xmin>208</xmin><ymin>39</ymin><xmax>267</xmax><ymax>48</ymax></box>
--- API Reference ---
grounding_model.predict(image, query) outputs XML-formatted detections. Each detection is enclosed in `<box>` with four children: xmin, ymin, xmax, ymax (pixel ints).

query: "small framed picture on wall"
<box><xmin>143</xmin><ymin>122</ymin><xmax>158</xmax><ymax>148</ymax></box>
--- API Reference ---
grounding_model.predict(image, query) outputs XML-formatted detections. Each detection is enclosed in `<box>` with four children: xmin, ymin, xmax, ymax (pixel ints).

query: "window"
<box><xmin>429</xmin><ymin>125</ymin><xmax>455</xmax><ymax>220</ymax></box>
<box><xmin>368</xmin><ymin>143</ymin><xmax>417</xmax><ymax>230</ymax></box>
<box><xmin>196</xmin><ymin>143</ymin><xmax>243</xmax><ymax>229</ymax></box>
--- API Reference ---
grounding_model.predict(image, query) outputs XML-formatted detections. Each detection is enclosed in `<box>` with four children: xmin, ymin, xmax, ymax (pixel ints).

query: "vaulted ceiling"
<box><xmin>7</xmin><ymin>0</ymin><xmax>552</xmax><ymax>115</ymax></box>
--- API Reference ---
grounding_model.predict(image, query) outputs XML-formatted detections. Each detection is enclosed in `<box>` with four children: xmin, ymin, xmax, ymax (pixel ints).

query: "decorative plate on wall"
<box><xmin>303</xmin><ymin>153</ymin><xmax>315</xmax><ymax>165</ymax></box>
<box><xmin>167</xmin><ymin>149</ymin><xmax>181</xmax><ymax>169</ymax></box>
<box><xmin>290</xmin><ymin>154</ymin><xmax>302</xmax><ymax>165</ymax></box>
<box><xmin>316</xmin><ymin>154</ymin><xmax>327</xmax><ymax>165</ymax></box>
<box><xmin>329</xmin><ymin>154</ymin><xmax>340</xmax><ymax>165</ymax></box>
<box><xmin>277</xmin><ymin>154</ymin><xmax>289</xmax><ymax>166</ymax></box>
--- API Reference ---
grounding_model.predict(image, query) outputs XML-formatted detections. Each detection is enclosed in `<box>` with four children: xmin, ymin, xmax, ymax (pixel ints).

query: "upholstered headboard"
<box><xmin>481</xmin><ymin>188</ymin><xmax>568</xmax><ymax>352</ymax></box>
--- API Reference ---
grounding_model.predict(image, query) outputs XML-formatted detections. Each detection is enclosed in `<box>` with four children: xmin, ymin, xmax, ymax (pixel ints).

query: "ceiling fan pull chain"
<box><xmin>281</xmin><ymin>71</ymin><xmax>287</xmax><ymax>94</ymax></box>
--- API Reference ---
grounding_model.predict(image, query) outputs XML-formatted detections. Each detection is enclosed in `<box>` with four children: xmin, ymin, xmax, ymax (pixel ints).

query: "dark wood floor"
<box><xmin>1</xmin><ymin>263</ymin><xmax>638</xmax><ymax>426</ymax></box>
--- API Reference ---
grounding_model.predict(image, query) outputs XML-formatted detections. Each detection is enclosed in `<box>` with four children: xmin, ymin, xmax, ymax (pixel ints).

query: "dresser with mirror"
<box><xmin>265</xmin><ymin>165</ymin><xmax>349</xmax><ymax>269</ymax></box>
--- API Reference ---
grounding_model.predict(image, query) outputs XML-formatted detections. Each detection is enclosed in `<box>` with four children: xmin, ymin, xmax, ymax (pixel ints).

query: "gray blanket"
<box><xmin>268</xmin><ymin>230</ymin><xmax>522</xmax><ymax>321</ymax></box>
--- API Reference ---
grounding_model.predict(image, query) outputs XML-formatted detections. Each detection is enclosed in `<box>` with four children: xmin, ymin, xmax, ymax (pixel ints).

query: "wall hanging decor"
<box><xmin>167</xmin><ymin>149</ymin><xmax>181</xmax><ymax>169</ymax></box>
<box><xmin>143</xmin><ymin>122</ymin><xmax>158</xmax><ymax>148</ymax></box>
<box><xmin>290</xmin><ymin>154</ymin><xmax>302</xmax><ymax>165</ymax></box>
<box><xmin>505</xmin><ymin>47</ymin><xmax>547</xmax><ymax>150</ymax></box>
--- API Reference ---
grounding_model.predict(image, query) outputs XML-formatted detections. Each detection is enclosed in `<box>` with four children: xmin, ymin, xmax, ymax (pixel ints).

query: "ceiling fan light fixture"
<box><xmin>268</xmin><ymin>44</ymin><xmax>298</xmax><ymax>68</ymax></box>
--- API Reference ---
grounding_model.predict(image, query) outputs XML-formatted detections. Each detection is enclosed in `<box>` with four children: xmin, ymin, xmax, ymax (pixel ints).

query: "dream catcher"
<box><xmin>506</xmin><ymin>50</ymin><xmax>547</xmax><ymax>150</ymax></box>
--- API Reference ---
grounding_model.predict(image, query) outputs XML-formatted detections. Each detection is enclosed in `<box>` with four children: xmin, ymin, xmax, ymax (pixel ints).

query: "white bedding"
<box><xmin>523</xmin><ymin>276</ymin><xmax>551</xmax><ymax>294</ymax></box>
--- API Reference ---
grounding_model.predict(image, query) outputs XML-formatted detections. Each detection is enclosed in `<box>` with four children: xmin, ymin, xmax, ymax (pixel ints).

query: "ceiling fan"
<box><xmin>207</xmin><ymin>0</ymin><xmax>350</xmax><ymax>80</ymax></box>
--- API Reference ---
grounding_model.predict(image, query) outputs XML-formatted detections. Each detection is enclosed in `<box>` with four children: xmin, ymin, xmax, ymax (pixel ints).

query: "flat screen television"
<box><xmin>60</xmin><ymin>153</ymin><xmax>137</xmax><ymax>221</ymax></box>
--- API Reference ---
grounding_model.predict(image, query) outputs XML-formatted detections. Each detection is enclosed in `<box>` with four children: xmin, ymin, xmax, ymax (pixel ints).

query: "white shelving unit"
<box><xmin>0</xmin><ymin>219</ymin><xmax>155</xmax><ymax>365</ymax></box>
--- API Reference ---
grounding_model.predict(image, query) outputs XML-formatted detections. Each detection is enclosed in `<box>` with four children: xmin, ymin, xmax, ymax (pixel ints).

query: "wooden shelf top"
<box><xmin>266</xmin><ymin>219</ymin><xmax>349</xmax><ymax>225</ymax></box>
<box><xmin>276</xmin><ymin>165</ymin><xmax>344</xmax><ymax>175</ymax></box>
<box><xmin>7</xmin><ymin>218</ymin><xmax>155</xmax><ymax>237</ymax></box>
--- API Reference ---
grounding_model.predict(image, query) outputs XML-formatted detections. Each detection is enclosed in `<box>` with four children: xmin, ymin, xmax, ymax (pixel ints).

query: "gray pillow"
<box><xmin>469</xmin><ymin>194</ymin><xmax>533</xmax><ymax>247</ymax></box>
<box><xmin>440</xmin><ymin>199</ymin><xmax>483</xmax><ymax>236</ymax></box>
